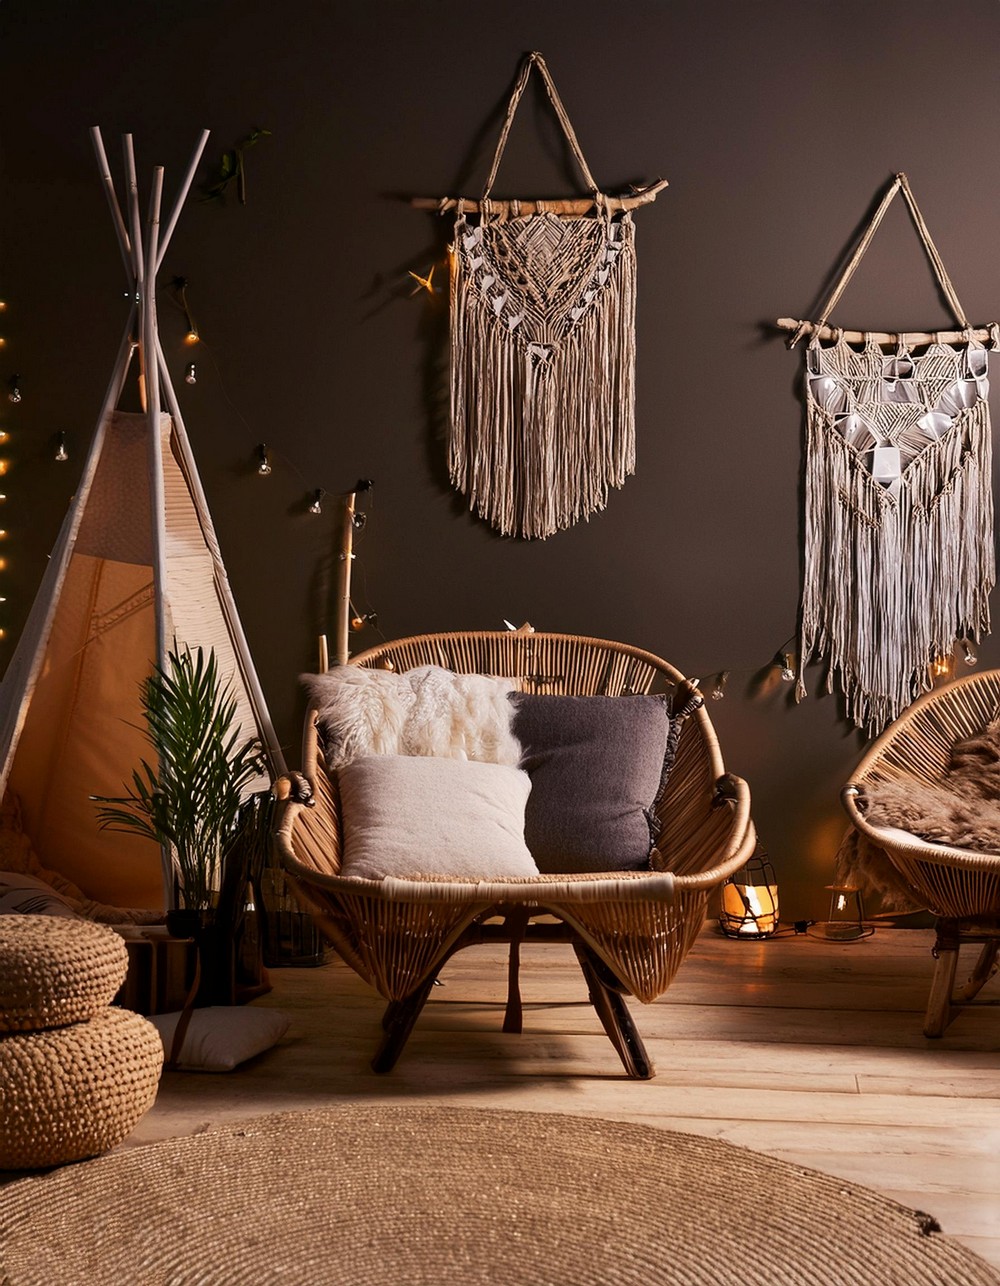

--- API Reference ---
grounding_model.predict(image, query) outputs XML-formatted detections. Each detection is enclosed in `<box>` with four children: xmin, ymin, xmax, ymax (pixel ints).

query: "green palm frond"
<box><xmin>93</xmin><ymin>644</ymin><xmax>267</xmax><ymax>909</ymax></box>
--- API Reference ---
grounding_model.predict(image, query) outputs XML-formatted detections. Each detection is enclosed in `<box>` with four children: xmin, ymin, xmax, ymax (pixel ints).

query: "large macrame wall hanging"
<box><xmin>417</xmin><ymin>52</ymin><xmax>665</xmax><ymax>540</ymax></box>
<box><xmin>778</xmin><ymin>173</ymin><xmax>997</xmax><ymax>734</ymax></box>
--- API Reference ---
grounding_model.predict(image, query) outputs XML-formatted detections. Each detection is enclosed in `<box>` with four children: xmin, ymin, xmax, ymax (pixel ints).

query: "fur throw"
<box><xmin>301</xmin><ymin>665</ymin><xmax>522</xmax><ymax>773</ymax></box>
<box><xmin>861</xmin><ymin>719</ymin><xmax>1000</xmax><ymax>854</ymax></box>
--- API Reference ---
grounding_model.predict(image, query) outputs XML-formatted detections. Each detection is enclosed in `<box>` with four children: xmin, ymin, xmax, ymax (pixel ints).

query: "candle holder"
<box><xmin>814</xmin><ymin>884</ymin><xmax>873</xmax><ymax>941</ymax></box>
<box><xmin>719</xmin><ymin>844</ymin><xmax>779</xmax><ymax>939</ymax></box>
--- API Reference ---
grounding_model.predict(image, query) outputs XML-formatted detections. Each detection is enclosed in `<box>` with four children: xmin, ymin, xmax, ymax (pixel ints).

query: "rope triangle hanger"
<box><xmin>414</xmin><ymin>51</ymin><xmax>667</xmax><ymax>540</ymax></box>
<box><xmin>779</xmin><ymin>172</ymin><xmax>998</xmax><ymax>733</ymax></box>
<box><xmin>777</xmin><ymin>172</ymin><xmax>995</xmax><ymax>347</ymax></box>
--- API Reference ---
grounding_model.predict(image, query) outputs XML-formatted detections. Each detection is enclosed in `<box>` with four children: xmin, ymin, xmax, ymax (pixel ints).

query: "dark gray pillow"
<box><xmin>509</xmin><ymin>693</ymin><xmax>673</xmax><ymax>874</ymax></box>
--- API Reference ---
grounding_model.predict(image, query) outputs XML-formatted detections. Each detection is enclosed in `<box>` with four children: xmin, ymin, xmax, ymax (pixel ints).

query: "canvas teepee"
<box><xmin>0</xmin><ymin>129</ymin><xmax>285</xmax><ymax>911</ymax></box>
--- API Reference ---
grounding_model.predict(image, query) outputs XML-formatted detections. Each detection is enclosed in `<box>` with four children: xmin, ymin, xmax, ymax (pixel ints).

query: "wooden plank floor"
<box><xmin>111</xmin><ymin>928</ymin><xmax>1000</xmax><ymax>1270</ymax></box>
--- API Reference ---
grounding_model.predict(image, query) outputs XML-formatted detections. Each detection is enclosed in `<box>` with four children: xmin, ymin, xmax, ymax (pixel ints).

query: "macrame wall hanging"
<box><xmin>415</xmin><ymin>52</ymin><xmax>666</xmax><ymax>540</ymax></box>
<box><xmin>778</xmin><ymin>172</ymin><xmax>997</xmax><ymax>734</ymax></box>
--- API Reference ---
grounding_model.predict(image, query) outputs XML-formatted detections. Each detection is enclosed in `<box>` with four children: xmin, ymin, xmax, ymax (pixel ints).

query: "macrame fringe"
<box><xmin>798</xmin><ymin>398</ymin><xmax>994</xmax><ymax>733</ymax></box>
<box><xmin>449</xmin><ymin>219</ymin><xmax>637</xmax><ymax>541</ymax></box>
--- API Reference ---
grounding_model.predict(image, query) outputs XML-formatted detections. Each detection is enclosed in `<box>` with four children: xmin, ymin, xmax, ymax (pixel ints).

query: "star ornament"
<box><xmin>407</xmin><ymin>265</ymin><xmax>437</xmax><ymax>296</ymax></box>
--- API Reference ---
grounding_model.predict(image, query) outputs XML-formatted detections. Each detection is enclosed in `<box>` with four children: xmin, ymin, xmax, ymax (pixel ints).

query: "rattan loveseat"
<box><xmin>842</xmin><ymin>668</ymin><xmax>1000</xmax><ymax>1036</ymax></box>
<box><xmin>274</xmin><ymin>629</ymin><xmax>755</xmax><ymax>1077</ymax></box>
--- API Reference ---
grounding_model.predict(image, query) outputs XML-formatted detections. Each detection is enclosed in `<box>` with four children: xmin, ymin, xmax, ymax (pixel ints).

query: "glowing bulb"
<box><xmin>8</xmin><ymin>375</ymin><xmax>21</xmax><ymax>404</ymax></box>
<box><xmin>0</xmin><ymin>300</ymin><xmax>7</xmax><ymax>311</ymax></box>
<box><xmin>711</xmin><ymin>670</ymin><xmax>729</xmax><ymax>701</ymax></box>
<box><xmin>55</xmin><ymin>432</ymin><xmax>69</xmax><ymax>462</ymax></box>
<box><xmin>963</xmin><ymin>642</ymin><xmax>978</xmax><ymax>666</ymax></box>
<box><xmin>780</xmin><ymin>653</ymin><xmax>796</xmax><ymax>682</ymax></box>
<box><xmin>308</xmin><ymin>489</ymin><xmax>324</xmax><ymax>515</ymax></box>
<box><xmin>350</xmin><ymin>615</ymin><xmax>365</xmax><ymax>631</ymax></box>
<box><xmin>0</xmin><ymin>431</ymin><xmax>8</xmax><ymax>442</ymax></box>
<box><xmin>931</xmin><ymin>655</ymin><xmax>951</xmax><ymax>678</ymax></box>
<box><xmin>184</xmin><ymin>363</ymin><xmax>197</xmax><ymax>385</ymax></box>
<box><xmin>256</xmin><ymin>444</ymin><xmax>272</xmax><ymax>476</ymax></box>
<box><xmin>184</xmin><ymin>330</ymin><xmax>200</xmax><ymax>345</ymax></box>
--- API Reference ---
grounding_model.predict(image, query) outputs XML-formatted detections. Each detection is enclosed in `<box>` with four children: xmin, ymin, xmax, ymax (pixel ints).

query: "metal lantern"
<box><xmin>719</xmin><ymin>844</ymin><xmax>779</xmax><ymax>938</ymax></box>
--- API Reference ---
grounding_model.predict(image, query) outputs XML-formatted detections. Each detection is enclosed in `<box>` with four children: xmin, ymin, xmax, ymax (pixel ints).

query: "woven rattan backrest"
<box><xmin>853</xmin><ymin>669</ymin><xmax>1000</xmax><ymax>788</ymax></box>
<box><xmin>348</xmin><ymin>630</ymin><xmax>725</xmax><ymax>811</ymax></box>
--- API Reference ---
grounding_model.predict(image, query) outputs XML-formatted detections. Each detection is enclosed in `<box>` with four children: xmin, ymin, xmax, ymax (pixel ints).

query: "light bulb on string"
<box><xmin>930</xmin><ymin>654</ymin><xmax>952</xmax><ymax>679</ymax></box>
<box><xmin>308</xmin><ymin>489</ymin><xmax>324</xmax><ymax>515</ymax></box>
<box><xmin>255</xmin><ymin>444</ymin><xmax>272</xmax><ymax>476</ymax></box>
<box><xmin>7</xmin><ymin>375</ymin><xmax>21</xmax><ymax>404</ymax></box>
<box><xmin>171</xmin><ymin>277</ymin><xmax>200</xmax><ymax>344</ymax></box>
<box><xmin>55</xmin><ymin>432</ymin><xmax>69</xmax><ymax>463</ymax></box>
<box><xmin>184</xmin><ymin>363</ymin><xmax>197</xmax><ymax>385</ymax></box>
<box><xmin>780</xmin><ymin>653</ymin><xmax>796</xmax><ymax>682</ymax></box>
<box><xmin>962</xmin><ymin>640</ymin><xmax>978</xmax><ymax>666</ymax></box>
<box><xmin>711</xmin><ymin>671</ymin><xmax>729</xmax><ymax>701</ymax></box>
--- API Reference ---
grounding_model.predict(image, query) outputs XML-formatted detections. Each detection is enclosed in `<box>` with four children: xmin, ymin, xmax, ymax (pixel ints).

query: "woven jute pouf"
<box><xmin>0</xmin><ymin>916</ymin><xmax>129</xmax><ymax>1032</ymax></box>
<box><xmin>0</xmin><ymin>1005</ymin><xmax>162</xmax><ymax>1169</ymax></box>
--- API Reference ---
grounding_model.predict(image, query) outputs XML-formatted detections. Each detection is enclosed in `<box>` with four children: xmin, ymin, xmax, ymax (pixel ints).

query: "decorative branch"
<box><xmin>201</xmin><ymin>127</ymin><xmax>272</xmax><ymax>205</ymax></box>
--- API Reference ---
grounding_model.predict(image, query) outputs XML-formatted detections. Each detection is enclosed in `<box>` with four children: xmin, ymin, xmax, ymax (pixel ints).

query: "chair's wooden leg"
<box><xmin>924</xmin><ymin>928</ymin><xmax>960</xmax><ymax>1039</ymax></box>
<box><xmin>574</xmin><ymin>944</ymin><xmax>654</xmax><ymax>1080</ymax></box>
<box><xmin>503</xmin><ymin>908</ymin><xmax>530</xmax><ymax>1034</ymax></box>
<box><xmin>953</xmin><ymin>941</ymin><xmax>1000</xmax><ymax>1004</ymax></box>
<box><xmin>372</xmin><ymin>975</ymin><xmax>438</xmax><ymax>1073</ymax></box>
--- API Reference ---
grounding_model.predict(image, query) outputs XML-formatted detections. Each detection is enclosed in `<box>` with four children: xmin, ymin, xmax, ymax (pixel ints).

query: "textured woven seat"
<box><xmin>842</xmin><ymin>669</ymin><xmax>1000</xmax><ymax>1036</ymax></box>
<box><xmin>0</xmin><ymin>1007</ymin><xmax>163</xmax><ymax>1169</ymax></box>
<box><xmin>0</xmin><ymin>915</ymin><xmax>129</xmax><ymax>1032</ymax></box>
<box><xmin>0</xmin><ymin>917</ymin><xmax>162</xmax><ymax>1169</ymax></box>
<box><xmin>275</xmin><ymin>630</ymin><xmax>755</xmax><ymax>1078</ymax></box>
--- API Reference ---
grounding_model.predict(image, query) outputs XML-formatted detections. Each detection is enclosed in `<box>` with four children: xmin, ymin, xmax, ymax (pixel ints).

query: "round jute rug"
<box><xmin>0</xmin><ymin>1105</ymin><xmax>996</xmax><ymax>1286</ymax></box>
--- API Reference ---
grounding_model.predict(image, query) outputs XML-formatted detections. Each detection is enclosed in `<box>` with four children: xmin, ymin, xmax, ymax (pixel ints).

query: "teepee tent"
<box><xmin>0</xmin><ymin>129</ymin><xmax>285</xmax><ymax>910</ymax></box>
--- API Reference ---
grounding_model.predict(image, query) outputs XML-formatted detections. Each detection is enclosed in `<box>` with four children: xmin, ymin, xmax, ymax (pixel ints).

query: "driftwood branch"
<box><xmin>410</xmin><ymin>178</ymin><xmax>668</xmax><ymax>217</ymax></box>
<box><xmin>776</xmin><ymin>318</ymin><xmax>997</xmax><ymax>347</ymax></box>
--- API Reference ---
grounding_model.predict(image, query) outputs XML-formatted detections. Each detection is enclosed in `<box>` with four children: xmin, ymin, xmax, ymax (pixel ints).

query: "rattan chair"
<box><xmin>274</xmin><ymin>629</ymin><xmax>755</xmax><ymax>1078</ymax></box>
<box><xmin>842</xmin><ymin>669</ymin><xmax>1000</xmax><ymax>1037</ymax></box>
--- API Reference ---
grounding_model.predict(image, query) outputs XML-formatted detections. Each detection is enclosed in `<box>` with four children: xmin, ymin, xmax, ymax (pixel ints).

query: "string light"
<box><xmin>170</xmin><ymin>277</ymin><xmax>200</xmax><ymax>344</ymax></box>
<box><xmin>780</xmin><ymin>652</ymin><xmax>796</xmax><ymax>682</ymax></box>
<box><xmin>255</xmin><ymin>443</ymin><xmax>272</xmax><ymax>476</ymax></box>
<box><xmin>184</xmin><ymin>363</ymin><xmax>197</xmax><ymax>385</ymax></box>
<box><xmin>55</xmin><ymin>432</ymin><xmax>69</xmax><ymax>463</ymax></box>
<box><xmin>711</xmin><ymin>671</ymin><xmax>729</xmax><ymax>701</ymax></box>
<box><xmin>962</xmin><ymin>640</ymin><xmax>978</xmax><ymax>666</ymax></box>
<box><xmin>308</xmin><ymin>489</ymin><xmax>324</xmax><ymax>515</ymax></box>
<box><xmin>7</xmin><ymin>375</ymin><xmax>21</xmax><ymax>404</ymax></box>
<box><xmin>930</xmin><ymin>654</ymin><xmax>952</xmax><ymax>679</ymax></box>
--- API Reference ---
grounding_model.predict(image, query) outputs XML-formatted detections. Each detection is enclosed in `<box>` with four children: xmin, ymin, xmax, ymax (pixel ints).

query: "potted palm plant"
<box><xmin>94</xmin><ymin>644</ymin><xmax>268</xmax><ymax>1003</ymax></box>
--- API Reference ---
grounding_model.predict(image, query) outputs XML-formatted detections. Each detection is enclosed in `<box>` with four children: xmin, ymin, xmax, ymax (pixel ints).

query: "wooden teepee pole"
<box><xmin>142</xmin><ymin>166</ymin><xmax>168</xmax><ymax>674</ymax></box>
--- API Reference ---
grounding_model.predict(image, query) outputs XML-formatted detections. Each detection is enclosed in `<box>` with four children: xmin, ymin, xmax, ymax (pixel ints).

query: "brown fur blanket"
<box><xmin>836</xmin><ymin>719</ymin><xmax>1000</xmax><ymax>910</ymax></box>
<box><xmin>863</xmin><ymin>719</ymin><xmax>1000</xmax><ymax>852</ymax></box>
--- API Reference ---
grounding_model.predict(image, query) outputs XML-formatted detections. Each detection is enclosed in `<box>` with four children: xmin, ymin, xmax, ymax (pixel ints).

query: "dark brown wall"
<box><xmin>3</xmin><ymin>1</ymin><xmax>999</xmax><ymax>917</ymax></box>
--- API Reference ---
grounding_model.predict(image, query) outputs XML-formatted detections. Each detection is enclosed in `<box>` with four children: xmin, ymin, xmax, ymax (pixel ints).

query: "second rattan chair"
<box><xmin>842</xmin><ymin>669</ymin><xmax>1000</xmax><ymax>1037</ymax></box>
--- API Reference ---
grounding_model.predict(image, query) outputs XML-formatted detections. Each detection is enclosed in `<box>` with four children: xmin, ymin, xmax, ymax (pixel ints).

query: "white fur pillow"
<box><xmin>301</xmin><ymin>665</ymin><xmax>521</xmax><ymax>772</ymax></box>
<box><xmin>338</xmin><ymin>756</ymin><xmax>539</xmax><ymax>881</ymax></box>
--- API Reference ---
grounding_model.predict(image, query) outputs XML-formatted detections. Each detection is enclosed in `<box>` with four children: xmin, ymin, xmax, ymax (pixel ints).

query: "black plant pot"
<box><xmin>165</xmin><ymin>908</ymin><xmax>235</xmax><ymax>1007</ymax></box>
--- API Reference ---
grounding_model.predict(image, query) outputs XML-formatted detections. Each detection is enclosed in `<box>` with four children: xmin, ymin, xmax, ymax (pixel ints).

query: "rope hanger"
<box><xmin>411</xmin><ymin>51</ymin><xmax>667</xmax><ymax>219</ymax></box>
<box><xmin>777</xmin><ymin>172</ymin><xmax>995</xmax><ymax>347</ymax></box>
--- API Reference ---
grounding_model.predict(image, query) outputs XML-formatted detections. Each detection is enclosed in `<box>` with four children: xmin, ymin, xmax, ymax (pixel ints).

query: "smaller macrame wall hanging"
<box><xmin>415</xmin><ymin>51</ymin><xmax>666</xmax><ymax>540</ymax></box>
<box><xmin>778</xmin><ymin>172</ymin><xmax>997</xmax><ymax>734</ymax></box>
